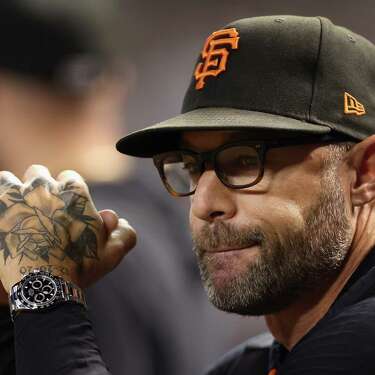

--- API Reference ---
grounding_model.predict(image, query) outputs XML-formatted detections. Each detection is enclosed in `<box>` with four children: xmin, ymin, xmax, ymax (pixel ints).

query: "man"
<box><xmin>2</xmin><ymin>14</ymin><xmax>375</xmax><ymax>375</ymax></box>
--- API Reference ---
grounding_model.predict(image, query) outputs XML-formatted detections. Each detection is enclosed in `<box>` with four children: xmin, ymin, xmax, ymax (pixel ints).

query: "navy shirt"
<box><xmin>13</xmin><ymin>249</ymin><xmax>375</xmax><ymax>375</ymax></box>
<box><xmin>206</xmin><ymin>249</ymin><xmax>375</xmax><ymax>375</ymax></box>
<box><xmin>0</xmin><ymin>306</ymin><xmax>15</xmax><ymax>375</ymax></box>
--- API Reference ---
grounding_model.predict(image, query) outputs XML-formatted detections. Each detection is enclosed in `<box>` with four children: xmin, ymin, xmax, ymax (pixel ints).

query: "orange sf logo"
<box><xmin>194</xmin><ymin>28</ymin><xmax>240</xmax><ymax>90</ymax></box>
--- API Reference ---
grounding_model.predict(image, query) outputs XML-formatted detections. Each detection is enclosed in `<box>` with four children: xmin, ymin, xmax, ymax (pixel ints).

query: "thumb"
<box><xmin>105</xmin><ymin>218</ymin><xmax>137</xmax><ymax>264</ymax></box>
<box><xmin>81</xmin><ymin>216</ymin><xmax>137</xmax><ymax>287</ymax></box>
<box><xmin>100</xmin><ymin>210</ymin><xmax>137</xmax><ymax>256</ymax></box>
<box><xmin>97</xmin><ymin>218</ymin><xmax>137</xmax><ymax>277</ymax></box>
<box><xmin>99</xmin><ymin>209</ymin><xmax>119</xmax><ymax>235</ymax></box>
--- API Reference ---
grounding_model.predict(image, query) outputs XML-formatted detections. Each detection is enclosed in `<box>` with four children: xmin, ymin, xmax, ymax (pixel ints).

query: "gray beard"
<box><xmin>192</xmin><ymin>164</ymin><xmax>353</xmax><ymax>316</ymax></box>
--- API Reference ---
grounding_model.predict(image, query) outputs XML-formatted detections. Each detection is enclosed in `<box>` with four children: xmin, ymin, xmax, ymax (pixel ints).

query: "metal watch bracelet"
<box><xmin>9</xmin><ymin>270</ymin><xmax>86</xmax><ymax>322</ymax></box>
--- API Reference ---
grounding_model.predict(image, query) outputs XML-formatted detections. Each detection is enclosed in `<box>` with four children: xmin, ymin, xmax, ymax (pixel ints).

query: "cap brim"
<box><xmin>116</xmin><ymin>107</ymin><xmax>332</xmax><ymax>157</ymax></box>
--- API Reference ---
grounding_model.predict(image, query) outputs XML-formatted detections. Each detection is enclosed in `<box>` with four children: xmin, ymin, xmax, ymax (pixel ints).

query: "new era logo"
<box><xmin>344</xmin><ymin>92</ymin><xmax>366</xmax><ymax>116</ymax></box>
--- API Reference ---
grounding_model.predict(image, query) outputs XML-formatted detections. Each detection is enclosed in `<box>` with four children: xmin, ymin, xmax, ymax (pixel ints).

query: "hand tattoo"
<box><xmin>0</xmin><ymin>180</ymin><xmax>99</xmax><ymax>265</ymax></box>
<box><xmin>19</xmin><ymin>264</ymin><xmax>69</xmax><ymax>275</ymax></box>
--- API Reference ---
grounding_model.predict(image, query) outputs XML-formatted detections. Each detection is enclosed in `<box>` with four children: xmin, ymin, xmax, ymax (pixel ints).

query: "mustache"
<box><xmin>192</xmin><ymin>221</ymin><xmax>265</xmax><ymax>255</ymax></box>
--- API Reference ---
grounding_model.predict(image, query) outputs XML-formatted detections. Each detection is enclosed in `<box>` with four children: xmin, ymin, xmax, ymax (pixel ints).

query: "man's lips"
<box><xmin>205</xmin><ymin>243</ymin><xmax>259</xmax><ymax>254</ymax></box>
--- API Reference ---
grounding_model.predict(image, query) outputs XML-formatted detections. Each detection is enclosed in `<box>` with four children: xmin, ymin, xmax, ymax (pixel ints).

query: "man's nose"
<box><xmin>190</xmin><ymin>169</ymin><xmax>236</xmax><ymax>223</ymax></box>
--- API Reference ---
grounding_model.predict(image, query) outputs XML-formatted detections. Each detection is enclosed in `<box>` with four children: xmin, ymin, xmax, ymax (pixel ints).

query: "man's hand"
<box><xmin>0</xmin><ymin>165</ymin><xmax>137</xmax><ymax>295</ymax></box>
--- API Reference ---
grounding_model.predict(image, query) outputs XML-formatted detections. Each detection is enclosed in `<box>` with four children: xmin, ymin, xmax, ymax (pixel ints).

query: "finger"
<box><xmin>0</xmin><ymin>171</ymin><xmax>22</xmax><ymax>188</ymax></box>
<box><xmin>108</xmin><ymin>218</ymin><xmax>137</xmax><ymax>253</ymax></box>
<box><xmin>57</xmin><ymin>170</ymin><xmax>88</xmax><ymax>195</ymax></box>
<box><xmin>57</xmin><ymin>171</ymin><xmax>103</xmax><ymax>263</ymax></box>
<box><xmin>22</xmin><ymin>164</ymin><xmax>56</xmax><ymax>193</ymax></box>
<box><xmin>57</xmin><ymin>170</ymin><xmax>100</xmax><ymax>236</ymax></box>
<box><xmin>23</xmin><ymin>164</ymin><xmax>55</xmax><ymax>183</ymax></box>
<box><xmin>99</xmin><ymin>209</ymin><xmax>119</xmax><ymax>235</ymax></box>
<box><xmin>99</xmin><ymin>218</ymin><xmax>137</xmax><ymax>270</ymax></box>
<box><xmin>0</xmin><ymin>172</ymin><xmax>23</xmax><ymax>207</ymax></box>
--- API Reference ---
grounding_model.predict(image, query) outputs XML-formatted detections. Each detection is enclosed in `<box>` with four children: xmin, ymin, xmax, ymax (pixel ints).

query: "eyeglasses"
<box><xmin>152</xmin><ymin>135</ymin><xmax>353</xmax><ymax>197</ymax></box>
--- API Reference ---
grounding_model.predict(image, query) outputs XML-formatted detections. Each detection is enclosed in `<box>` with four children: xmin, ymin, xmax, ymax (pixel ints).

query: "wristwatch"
<box><xmin>9</xmin><ymin>269</ymin><xmax>86</xmax><ymax>322</ymax></box>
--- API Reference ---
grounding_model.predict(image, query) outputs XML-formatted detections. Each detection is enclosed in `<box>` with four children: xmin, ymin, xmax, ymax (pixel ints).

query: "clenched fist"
<box><xmin>0</xmin><ymin>165</ymin><xmax>137</xmax><ymax>297</ymax></box>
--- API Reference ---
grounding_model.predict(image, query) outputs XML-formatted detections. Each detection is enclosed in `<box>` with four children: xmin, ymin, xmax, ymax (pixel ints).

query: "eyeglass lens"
<box><xmin>161</xmin><ymin>145</ymin><xmax>261</xmax><ymax>195</ymax></box>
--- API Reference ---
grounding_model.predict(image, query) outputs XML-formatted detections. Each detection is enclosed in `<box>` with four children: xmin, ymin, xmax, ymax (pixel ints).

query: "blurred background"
<box><xmin>0</xmin><ymin>1</ymin><xmax>374</xmax><ymax>375</ymax></box>
<box><xmin>123</xmin><ymin>0</ymin><xmax>375</xmax><ymax>133</ymax></box>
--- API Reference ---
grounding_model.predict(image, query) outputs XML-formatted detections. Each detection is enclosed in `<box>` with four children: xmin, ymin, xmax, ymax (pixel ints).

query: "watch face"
<box><xmin>19</xmin><ymin>272</ymin><xmax>60</xmax><ymax>308</ymax></box>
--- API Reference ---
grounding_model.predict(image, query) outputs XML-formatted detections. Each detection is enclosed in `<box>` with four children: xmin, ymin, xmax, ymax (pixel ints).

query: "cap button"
<box><xmin>347</xmin><ymin>34</ymin><xmax>356</xmax><ymax>43</ymax></box>
<box><xmin>274</xmin><ymin>17</ymin><xmax>285</xmax><ymax>23</ymax></box>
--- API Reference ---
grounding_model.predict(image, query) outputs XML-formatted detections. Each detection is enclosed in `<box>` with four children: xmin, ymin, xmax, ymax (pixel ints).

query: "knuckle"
<box><xmin>27</xmin><ymin>164</ymin><xmax>49</xmax><ymax>174</ymax></box>
<box><xmin>0</xmin><ymin>170</ymin><xmax>14</xmax><ymax>177</ymax></box>
<box><xmin>0</xmin><ymin>171</ymin><xmax>16</xmax><ymax>181</ymax></box>
<box><xmin>58</xmin><ymin>170</ymin><xmax>88</xmax><ymax>195</ymax></box>
<box><xmin>23</xmin><ymin>165</ymin><xmax>53</xmax><ymax>184</ymax></box>
<box><xmin>62</xmin><ymin>181</ymin><xmax>89</xmax><ymax>196</ymax></box>
<box><xmin>0</xmin><ymin>171</ymin><xmax>21</xmax><ymax>192</ymax></box>
<box><xmin>59</xmin><ymin>169</ymin><xmax>85</xmax><ymax>180</ymax></box>
<box><xmin>26</xmin><ymin>177</ymin><xmax>54</xmax><ymax>191</ymax></box>
<box><xmin>30</xmin><ymin>164</ymin><xmax>48</xmax><ymax>170</ymax></box>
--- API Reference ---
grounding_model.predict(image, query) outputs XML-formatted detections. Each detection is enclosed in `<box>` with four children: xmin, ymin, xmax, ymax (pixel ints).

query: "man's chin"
<box><xmin>205</xmin><ymin>283</ymin><xmax>293</xmax><ymax>316</ymax></box>
<box><xmin>201</xmin><ymin>270</ymin><xmax>298</xmax><ymax>316</ymax></box>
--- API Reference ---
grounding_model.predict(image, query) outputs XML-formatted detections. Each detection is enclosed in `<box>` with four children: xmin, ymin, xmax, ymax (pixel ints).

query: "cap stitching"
<box><xmin>308</xmin><ymin>17</ymin><xmax>324</xmax><ymax>122</ymax></box>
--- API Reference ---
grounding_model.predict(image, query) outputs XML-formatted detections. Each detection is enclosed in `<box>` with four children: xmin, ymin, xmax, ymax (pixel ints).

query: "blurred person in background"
<box><xmin>0</xmin><ymin>1</ymin><xmax>255</xmax><ymax>375</ymax></box>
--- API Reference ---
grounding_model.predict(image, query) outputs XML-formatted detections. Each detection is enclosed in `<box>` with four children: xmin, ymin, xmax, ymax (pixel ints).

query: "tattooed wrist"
<box><xmin>19</xmin><ymin>265</ymin><xmax>69</xmax><ymax>276</ymax></box>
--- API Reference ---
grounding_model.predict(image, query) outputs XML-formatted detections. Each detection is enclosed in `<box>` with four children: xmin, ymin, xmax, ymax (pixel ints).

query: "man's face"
<box><xmin>184</xmin><ymin>130</ymin><xmax>354</xmax><ymax>316</ymax></box>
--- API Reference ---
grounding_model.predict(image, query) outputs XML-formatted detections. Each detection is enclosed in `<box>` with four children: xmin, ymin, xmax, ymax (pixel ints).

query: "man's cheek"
<box><xmin>241</xmin><ymin>197</ymin><xmax>306</xmax><ymax>238</ymax></box>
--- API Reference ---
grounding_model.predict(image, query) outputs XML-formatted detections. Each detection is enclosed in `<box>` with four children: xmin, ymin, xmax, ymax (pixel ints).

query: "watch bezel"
<box><xmin>15</xmin><ymin>270</ymin><xmax>63</xmax><ymax>310</ymax></box>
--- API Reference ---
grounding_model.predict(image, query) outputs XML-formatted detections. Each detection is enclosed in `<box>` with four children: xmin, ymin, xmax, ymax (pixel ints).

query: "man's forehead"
<box><xmin>180</xmin><ymin>130</ymin><xmax>277</xmax><ymax>150</ymax></box>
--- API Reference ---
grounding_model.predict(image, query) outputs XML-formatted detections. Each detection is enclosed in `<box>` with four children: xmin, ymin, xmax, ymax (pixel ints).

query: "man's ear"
<box><xmin>350</xmin><ymin>135</ymin><xmax>375</xmax><ymax>206</ymax></box>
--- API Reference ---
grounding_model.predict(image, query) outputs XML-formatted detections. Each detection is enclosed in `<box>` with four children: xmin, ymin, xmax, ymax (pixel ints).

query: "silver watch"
<box><xmin>9</xmin><ymin>269</ymin><xmax>86</xmax><ymax>322</ymax></box>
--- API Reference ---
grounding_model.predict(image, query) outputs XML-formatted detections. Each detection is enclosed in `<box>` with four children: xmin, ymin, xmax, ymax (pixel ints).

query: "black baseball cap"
<box><xmin>117</xmin><ymin>15</ymin><xmax>375</xmax><ymax>157</ymax></box>
<box><xmin>0</xmin><ymin>0</ymin><xmax>126</xmax><ymax>92</ymax></box>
